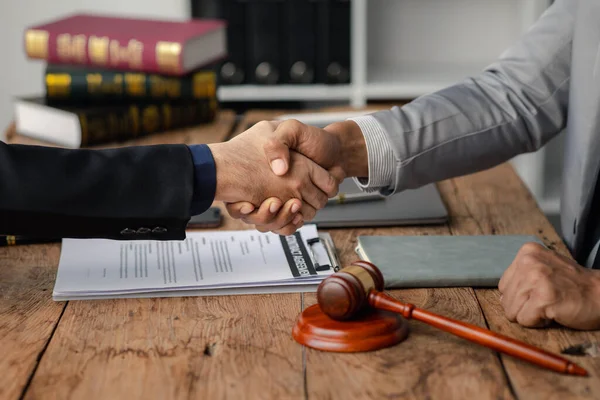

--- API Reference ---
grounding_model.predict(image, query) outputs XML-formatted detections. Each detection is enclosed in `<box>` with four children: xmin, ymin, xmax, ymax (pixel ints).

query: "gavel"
<box><xmin>315</xmin><ymin>260</ymin><xmax>588</xmax><ymax>376</ymax></box>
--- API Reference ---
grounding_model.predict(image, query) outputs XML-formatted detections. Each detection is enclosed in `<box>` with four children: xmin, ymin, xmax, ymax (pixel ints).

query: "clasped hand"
<box><xmin>499</xmin><ymin>242</ymin><xmax>600</xmax><ymax>330</ymax></box>
<box><xmin>207</xmin><ymin>119</ymin><xmax>352</xmax><ymax>235</ymax></box>
<box><xmin>210</xmin><ymin>118</ymin><xmax>600</xmax><ymax>331</ymax></box>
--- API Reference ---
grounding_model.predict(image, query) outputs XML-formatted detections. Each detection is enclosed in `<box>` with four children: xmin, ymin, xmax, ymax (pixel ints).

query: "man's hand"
<box><xmin>225</xmin><ymin>119</ymin><xmax>368</xmax><ymax>233</ymax></box>
<box><xmin>498</xmin><ymin>242</ymin><xmax>600</xmax><ymax>330</ymax></box>
<box><xmin>264</xmin><ymin>119</ymin><xmax>368</xmax><ymax>178</ymax></box>
<box><xmin>207</xmin><ymin>124</ymin><xmax>341</xmax><ymax>231</ymax></box>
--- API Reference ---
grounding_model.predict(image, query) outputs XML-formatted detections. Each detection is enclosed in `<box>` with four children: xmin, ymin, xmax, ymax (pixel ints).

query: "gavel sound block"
<box><xmin>292</xmin><ymin>261</ymin><xmax>588</xmax><ymax>376</ymax></box>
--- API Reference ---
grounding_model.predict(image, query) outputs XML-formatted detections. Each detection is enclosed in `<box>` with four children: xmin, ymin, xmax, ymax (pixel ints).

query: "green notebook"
<box><xmin>355</xmin><ymin>235</ymin><xmax>544</xmax><ymax>288</ymax></box>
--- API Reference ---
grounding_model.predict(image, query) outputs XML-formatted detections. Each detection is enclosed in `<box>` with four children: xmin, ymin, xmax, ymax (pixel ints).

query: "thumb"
<box><xmin>264</xmin><ymin>119</ymin><xmax>305</xmax><ymax>176</ymax></box>
<box><xmin>264</xmin><ymin>136</ymin><xmax>291</xmax><ymax>176</ymax></box>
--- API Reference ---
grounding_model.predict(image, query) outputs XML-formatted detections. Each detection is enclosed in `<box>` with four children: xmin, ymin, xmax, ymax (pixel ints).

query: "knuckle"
<box><xmin>528</xmin><ymin>266</ymin><xmax>550</xmax><ymax>282</ymax></box>
<box><xmin>282</xmin><ymin>119</ymin><xmax>302</xmax><ymax>132</ymax></box>
<box><xmin>520</xmin><ymin>242</ymin><xmax>545</xmax><ymax>256</ymax></box>
<box><xmin>519</xmin><ymin>253</ymin><xmax>541</xmax><ymax>267</ymax></box>
<box><xmin>255</xmin><ymin>120</ymin><xmax>272</xmax><ymax>130</ymax></box>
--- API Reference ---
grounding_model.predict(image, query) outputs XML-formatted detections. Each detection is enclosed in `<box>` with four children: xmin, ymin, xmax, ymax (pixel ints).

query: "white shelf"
<box><xmin>218</xmin><ymin>85</ymin><xmax>352</xmax><ymax>102</ymax></box>
<box><xmin>366</xmin><ymin>64</ymin><xmax>483</xmax><ymax>99</ymax></box>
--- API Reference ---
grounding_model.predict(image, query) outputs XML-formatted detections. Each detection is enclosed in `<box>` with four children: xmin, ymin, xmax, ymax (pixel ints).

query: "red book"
<box><xmin>24</xmin><ymin>13</ymin><xmax>227</xmax><ymax>76</ymax></box>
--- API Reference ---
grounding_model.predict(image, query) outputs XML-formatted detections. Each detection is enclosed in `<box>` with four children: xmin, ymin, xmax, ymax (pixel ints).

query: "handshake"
<box><xmin>206</xmin><ymin>119</ymin><xmax>368</xmax><ymax>235</ymax></box>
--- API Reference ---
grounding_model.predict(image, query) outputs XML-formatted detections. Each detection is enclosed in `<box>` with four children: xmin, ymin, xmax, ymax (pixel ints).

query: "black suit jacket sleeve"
<box><xmin>0</xmin><ymin>142</ymin><xmax>195</xmax><ymax>240</ymax></box>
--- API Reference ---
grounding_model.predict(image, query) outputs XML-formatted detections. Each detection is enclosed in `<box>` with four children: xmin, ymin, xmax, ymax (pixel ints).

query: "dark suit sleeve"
<box><xmin>0</xmin><ymin>142</ymin><xmax>207</xmax><ymax>240</ymax></box>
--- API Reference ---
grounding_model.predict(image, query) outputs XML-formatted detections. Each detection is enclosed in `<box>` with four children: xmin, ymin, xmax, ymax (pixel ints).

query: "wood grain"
<box><xmin>27</xmin><ymin>207</ymin><xmax>305</xmax><ymax>399</ymax></box>
<box><xmin>24</xmin><ymin>294</ymin><xmax>303</xmax><ymax>400</ymax></box>
<box><xmin>439</xmin><ymin>164</ymin><xmax>600</xmax><ymax>399</ymax></box>
<box><xmin>305</xmin><ymin>225</ymin><xmax>514</xmax><ymax>400</ymax></box>
<box><xmin>4</xmin><ymin>107</ymin><xmax>599</xmax><ymax>399</ymax></box>
<box><xmin>0</xmin><ymin>243</ymin><xmax>64</xmax><ymax>400</ymax></box>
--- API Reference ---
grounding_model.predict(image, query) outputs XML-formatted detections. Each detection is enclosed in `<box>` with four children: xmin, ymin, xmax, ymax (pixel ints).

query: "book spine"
<box><xmin>77</xmin><ymin>98</ymin><xmax>218</xmax><ymax>147</ymax></box>
<box><xmin>45</xmin><ymin>66</ymin><xmax>216</xmax><ymax>103</ymax></box>
<box><xmin>25</xmin><ymin>28</ymin><xmax>185</xmax><ymax>75</ymax></box>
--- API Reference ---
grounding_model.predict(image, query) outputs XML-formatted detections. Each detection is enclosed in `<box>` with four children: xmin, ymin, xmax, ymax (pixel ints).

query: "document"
<box><xmin>53</xmin><ymin>225</ymin><xmax>335</xmax><ymax>301</ymax></box>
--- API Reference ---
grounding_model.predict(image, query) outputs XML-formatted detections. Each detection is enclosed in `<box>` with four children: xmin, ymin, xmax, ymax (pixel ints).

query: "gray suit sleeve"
<box><xmin>350</xmin><ymin>0</ymin><xmax>575</xmax><ymax>194</ymax></box>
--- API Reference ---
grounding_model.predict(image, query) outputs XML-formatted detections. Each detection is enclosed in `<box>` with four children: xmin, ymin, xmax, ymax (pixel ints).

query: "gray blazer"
<box><xmin>353</xmin><ymin>0</ymin><xmax>596</xmax><ymax>262</ymax></box>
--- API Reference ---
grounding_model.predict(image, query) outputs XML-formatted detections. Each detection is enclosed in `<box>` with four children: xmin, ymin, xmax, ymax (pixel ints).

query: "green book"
<box><xmin>44</xmin><ymin>64</ymin><xmax>217</xmax><ymax>104</ymax></box>
<box><xmin>355</xmin><ymin>235</ymin><xmax>544</xmax><ymax>288</ymax></box>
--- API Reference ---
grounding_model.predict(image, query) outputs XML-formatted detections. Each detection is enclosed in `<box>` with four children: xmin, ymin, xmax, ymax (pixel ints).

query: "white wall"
<box><xmin>0</xmin><ymin>0</ymin><xmax>190</xmax><ymax>141</ymax></box>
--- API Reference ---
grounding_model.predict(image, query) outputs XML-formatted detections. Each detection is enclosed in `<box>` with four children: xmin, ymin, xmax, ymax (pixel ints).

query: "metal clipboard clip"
<box><xmin>307</xmin><ymin>233</ymin><xmax>341</xmax><ymax>272</ymax></box>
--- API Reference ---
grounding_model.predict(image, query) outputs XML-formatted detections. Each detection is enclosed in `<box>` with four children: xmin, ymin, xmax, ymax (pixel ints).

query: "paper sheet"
<box><xmin>53</xmin><ymin>225</ymin><xmax>333</xmax><ymax>300</ymax></box>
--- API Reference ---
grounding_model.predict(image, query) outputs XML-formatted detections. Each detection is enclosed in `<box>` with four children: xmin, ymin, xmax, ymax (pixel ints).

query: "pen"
<box><xmin>0</xmin><ymin>235</ymin><xmax>61</xmax><ymax>247</ymax></box>
<box><xmin>327</xmin><ymin>192</ymin><xmax>385</xmax><ymax>205</ymax></box>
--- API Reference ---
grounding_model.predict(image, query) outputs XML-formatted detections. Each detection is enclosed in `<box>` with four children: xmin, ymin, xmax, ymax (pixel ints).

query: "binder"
<box><xmin>221</xmin><ymin>0</ymin><xmax>248</xmax><ymax>85</ymax></box>
<box><xmin>314</xmin><ymin>0</ymin><xmax>330</xmax><ymax>84</ymax></box>
<box><xmin>191</xmin><ymin>0</ymin><xmax>247</xmax><ymax>85</ymax></box>
<box><xmin>284</xmin><ymin>0</ymin><xmax>318</xmax><ymax>84</ymax></box>
<box><xmin>326</xmin><ymin>0</ymin><xmax>351</xmax><ymax>84</ymax></box>
<box><xmin>247</xmin><ymin>0</ymin><xmax>284</xmax><ymax>85</ymax></box>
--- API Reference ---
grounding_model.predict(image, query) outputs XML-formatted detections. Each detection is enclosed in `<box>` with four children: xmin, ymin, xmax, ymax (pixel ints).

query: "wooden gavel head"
<box><xmin>317</xmin><ymin>261</ymin><xmax>384</xmax><ymax>320</ymax></box>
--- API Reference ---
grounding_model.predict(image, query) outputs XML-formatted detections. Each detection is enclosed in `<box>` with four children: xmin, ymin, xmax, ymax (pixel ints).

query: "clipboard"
<box><xmin>307</xmin><ymin>232</ymin><xmax>342</xmax><ymax>273</ymax></box>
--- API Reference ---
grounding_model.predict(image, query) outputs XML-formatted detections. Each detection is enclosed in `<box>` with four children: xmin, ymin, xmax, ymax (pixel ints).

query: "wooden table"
<box><xmin>2</xmin><ymin>109</ymin><xmax>600</xmax><ymax>400</ymax></box>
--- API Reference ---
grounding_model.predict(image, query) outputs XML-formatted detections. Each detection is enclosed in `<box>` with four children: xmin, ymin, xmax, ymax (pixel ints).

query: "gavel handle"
<box><xmin>368</xmin><ymin>290</ymin><xmax>587</xmax><ymax>376</ymax></box>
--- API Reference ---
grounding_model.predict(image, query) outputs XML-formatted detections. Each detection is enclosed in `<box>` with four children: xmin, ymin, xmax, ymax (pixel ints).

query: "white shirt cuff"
<box><xmin>348</xmin><ymin>115</ymin><xmax>395</xmax><ymax>193</ymax></box>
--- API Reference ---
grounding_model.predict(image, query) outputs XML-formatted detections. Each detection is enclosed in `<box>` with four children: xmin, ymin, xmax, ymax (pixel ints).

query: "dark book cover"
<box><xmin>15</xmin><ymin>96</ymin><xmax>218</xmax><ymax>148</ymax></box>
<box><xmin>45</xmin><ymin>64</ymin><xmax>217</xmax><ymax>104</ymax></box>
<box><xmin>284</xmin><ymin>0</ymin><xmax>318</xmax><ymax>84</ymax></box>
<box><xmin>246</xmin><ymin>1</ymin><xmax>285</xmax><ymax>85</ymax></box>
<box><xmin>191</xmin><ymin>0</ymin><xmax>248</xmax><ymax>85</ymax></box>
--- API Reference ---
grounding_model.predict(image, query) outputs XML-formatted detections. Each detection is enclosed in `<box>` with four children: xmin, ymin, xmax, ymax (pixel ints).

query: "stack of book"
<box><xmin>15</xmin><ymin>13</ymin><xmax>227</xmax><ymax>148</ymax></box>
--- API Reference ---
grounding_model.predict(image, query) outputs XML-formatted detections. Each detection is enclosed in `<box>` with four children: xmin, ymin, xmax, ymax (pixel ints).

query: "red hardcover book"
<box><xmin>24</xmin><ymin>13</ymin><xmax>227</xmax><ymax>76</ymax></box>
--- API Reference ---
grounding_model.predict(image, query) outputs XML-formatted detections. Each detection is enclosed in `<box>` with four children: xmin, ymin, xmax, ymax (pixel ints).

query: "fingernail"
<box><xmin>291</xmin><ymin>203</ymin><xmax>301</xmax><ymax>213</ymax></box>
<box><xmin>271</xmin><ymin>159</ymin><xmax>286</xmax><ymax>175</ymax></box>
<box><xmin>240</xmin><ymin>204</ymin><xmax>254</xmax><ymax>215</ymax></box>
<box><xmin>269</xmin><ymin>201</ymin><xmax>281</xmax><ymax>213</ymax></box>
<box><xmin>293</xmin><ymin>215</ymin><xmax>303</xmax><ymax>225</ymax></box>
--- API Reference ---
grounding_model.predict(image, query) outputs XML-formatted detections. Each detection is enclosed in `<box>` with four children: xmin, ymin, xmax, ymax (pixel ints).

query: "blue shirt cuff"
<box><xmin>187</xmin><ymin>144</ymin><xmax>217</xmax><ymax>216</ymax></box>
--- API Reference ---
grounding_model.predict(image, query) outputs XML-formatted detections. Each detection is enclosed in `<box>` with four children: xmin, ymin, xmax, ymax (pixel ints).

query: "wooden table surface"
<box><xmin>2</xmin><ymin>109</ymin><xmax>600</xmax><ymax>400</ymax></box>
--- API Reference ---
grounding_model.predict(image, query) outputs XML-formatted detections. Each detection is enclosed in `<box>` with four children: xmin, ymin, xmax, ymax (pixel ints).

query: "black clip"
<box><xmin>307</xmin><ymin>236</ymin><xmax>340</xmax><ymax>272</ymax></box>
